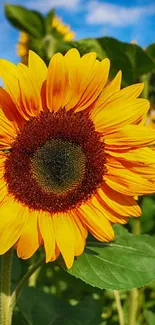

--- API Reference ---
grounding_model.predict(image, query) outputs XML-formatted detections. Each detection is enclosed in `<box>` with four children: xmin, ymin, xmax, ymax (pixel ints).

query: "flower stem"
<box><xmin>10</xmin><ymin>257</ymin><xmax>45</xmax><ymax>309</ymax></box>
<box><xmin>128</xmin><ymin>217</ymin><xmax>141</xmax><ymax>325</ymax></box>
<box><xmin>0</xmin><ymin>249</ymin><xmax>14</xmax><ymax>325</ymax></box>
<box><xmin>113</xmin><ymin>290</ymin><xmax>124</xmax><ymax>325</ymax></box>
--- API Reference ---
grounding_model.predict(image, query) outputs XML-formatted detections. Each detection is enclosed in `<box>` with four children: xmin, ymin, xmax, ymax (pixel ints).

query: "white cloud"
<box><xmin>86</xmin><ymin>1</ymin><xmax>155</xmax><ymax>26</ymax></box>
<box><xmin>27</xmin><ymin>0</ymin><xmax>81</xmax><ymax>12</ymax></box>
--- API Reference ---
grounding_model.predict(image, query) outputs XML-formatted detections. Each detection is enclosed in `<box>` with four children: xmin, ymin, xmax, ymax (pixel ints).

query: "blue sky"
<box><xmin>0</xmin><ymin>0</ymin><xmax>155</xmax><ymax>63</ymax></box>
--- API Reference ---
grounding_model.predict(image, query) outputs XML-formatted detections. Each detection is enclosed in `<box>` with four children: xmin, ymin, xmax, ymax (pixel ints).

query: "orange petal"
<box><xmin>0</xmin><ymin>109</ymin><xmax>17</xmax><ymax>150</ymax></box>
<box><xmin>0</xmin><ymin>87</ymin><xmax>24</xmax><ymax>129</ymax></box>
<box><xmin>46</xmin><ymin>52</ymin><xmax>68</xmax><ymax>112</ymax></box>
<box><xmin>18</xmin><ymin>63</ymin><xmax>42</xmax><ymax>117</ymax></box>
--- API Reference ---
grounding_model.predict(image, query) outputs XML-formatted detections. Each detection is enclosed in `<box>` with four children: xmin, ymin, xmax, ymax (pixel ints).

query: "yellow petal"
<box><xmin>46</xmin><ymin>52</ymin><xmax>68</xmax><ymax>112</ymax></box>
<box><xmin>0</xmin><ymin>198</ymin><xmax>25</xmax><ymax>254</ymax></box>
<box><xmin>105</xmin><ymin>125</ymin><xmax>155</xmax><ymax>149</ymax></box>
<box><xmin>92</xmin><ymin>98</ymin><xmax>149</xmax><ymax>133</ymax></box>
<box><xmin>38</xmin><ymin>212</ymin><xmax>55</xmax><ymax>262</ymax></box>
<box><xmin>98</xmin><ymin>184</ymin><xmax>141</xmax><ymax>217</ymax></box>
<box><xmin>17</xmin><ymin>210</ymin><xmax>41</xmax><ymax>259</ymax></box>
<box><xmin>90</xmin><ymin>70</ymin><xmax>122</xmax><ymax>113</ymax></box>
<box><xmin>78</xmin><ymin>197</ymin><xmax>114</xmax><ymax>242</ymax></box>
<box><xmin>18</xmin><ymin>63</ymin><xmax>42</xmax><ymax>117</ymax></box>
<box><xmin>105</xmin><ymin>162</ymin><xmax>155</xmax><ymax>196</ymax></box>
<box><xmin>53</xmin><ymin>212</ymin><xmax>75</xmax><ymax>268</ymax></box>
<box><xmin>28</xmin><ymin>50</ymin><xmax>47</xmax><ymax>91</ymax></box>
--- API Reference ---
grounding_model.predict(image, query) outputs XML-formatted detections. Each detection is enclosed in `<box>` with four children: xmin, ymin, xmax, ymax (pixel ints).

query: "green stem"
<box><xmin>128</xmin><ymin>218</ymin><xmax>141</xmax><ymax>325</ymax></box>
<box><xmin>10</xmin><ymin>257</ymin><xmax>45</xmax><ymax>309</ymax></box>
<box><xmin>128</xmin><ymin>288</ymin><xmax>138</xmax><ymax>325</ymax></box>
<box><xmin>0</xmin><ymin>249</ymin><xmax>14</xmax><ymax>325</ymax></box>
<box><xmin>113</xmin><ymin>290</ymin><xmax>124</xmax><ymax>325</ymax></box>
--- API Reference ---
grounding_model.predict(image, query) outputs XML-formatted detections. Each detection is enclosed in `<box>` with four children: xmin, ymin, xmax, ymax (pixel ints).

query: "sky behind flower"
<box><xmin>0</xmin><ymin>0</ymin><xmax>155</xmax><ymax>63</ymax></box>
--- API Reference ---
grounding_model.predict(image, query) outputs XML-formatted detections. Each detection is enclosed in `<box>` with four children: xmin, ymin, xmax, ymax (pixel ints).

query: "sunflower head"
<box><xmin>51</xmin><ymin>15</ymin><xmax>75</xmax><ymax>41</ymax></box>
<box><xmin>0</xmin><ymin>49</ymin><xmax>154</xmax><ymax>268</ymax></box>
<box><xmin>16</xmin><ymin>31</ymin><xmax>29</xmax><ymax>64</ymax></box>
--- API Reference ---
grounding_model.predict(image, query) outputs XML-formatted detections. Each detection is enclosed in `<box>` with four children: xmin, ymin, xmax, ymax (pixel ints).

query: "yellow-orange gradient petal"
<box><xmin>105</xmin><ymin>159</ymin><xmax>155</xmax><ymax>196</ymax></box>
<box><xmin>0</xmin><ymin>197</ymin><xmax>26</xmax><ymax>254</ymax></box>
<box><xmin>38</xmin><ymin>212</ymin><xmax>55</xmax><ymax>262</ymax></box>
<box><xmin>70</xmin><ymin>211</ymin><xmax>87</xmax><ymax>256</ymax></box>
<box><xmin>0</xmin><ymin>109</ymin><xmax>17</xmax><ymax>150</ymax></box>
<box><xmin>52</xmin><ymin>213</ymin><xmax>75</xmax><ymax>268</ymax></box>
<box><xmin>17</xmin><ymin>63</ymin><xmax>43</xmax><ymax>117</ymax></box>
<box><xmin>105</xmin><ymin>125</ymin><xmax>155</xmax><ymax>149</ymax></box>
<box><xmin>78</xmin><ymin>198</ymin><xmax>114</xmax><ymax>242</ymax></box>
<box><xmin>47</xmin><ymin>52</ymin><xmax>68</xmax><ymax>112</ymax></box>
<box><xmin>17</xmin><ymin>210</ymin><xmax>41</xmax><ymax>259</ymax></box>
<box><xmin>90</xmin><ymin>70</ymin><xmax>122</xmax><ymax>112</ymax></box>
<box><xmin>92</xmin><ymin>97</ymin><xmax>149</xmax><ymax>133</ymax></box>
<box><xmin>97</xmin><ymin>183</ymin><xmax>141</xmax><ymax>217</ymax></box>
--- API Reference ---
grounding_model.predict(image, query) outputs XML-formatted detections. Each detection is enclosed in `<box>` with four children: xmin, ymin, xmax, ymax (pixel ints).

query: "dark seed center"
<box><xmin>31</xmin><ymin>139</ymin><xmax>86</xmax><ymax>195</ymax></box>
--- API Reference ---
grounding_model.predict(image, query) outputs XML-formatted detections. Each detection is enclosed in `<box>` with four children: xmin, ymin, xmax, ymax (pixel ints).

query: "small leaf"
<box><xmin>5</xmin><ymin>4</ymin><xmax>45</xmax><ymax>38</ymax></box>
<box><xmin>67</xmin><ymin>234</ymin><xmax>155</xmax><ymax>290</ymax></box>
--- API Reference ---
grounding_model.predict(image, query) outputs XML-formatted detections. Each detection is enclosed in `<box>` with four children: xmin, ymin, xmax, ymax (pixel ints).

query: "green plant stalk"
<box><xmin>128</xmin><ymin>218</ymin><xmax>141</xmax><ymax>325</ymax></box>
<box><xmin>10</xmin><ymin>256</ymin><xmax>45</xmax><ymax>309</ymax></box>
<box><xmin>0</xmin><ymin>249</ymin><xmax>13</xmax><ymax>325</ymax></box>
<box><xmin>113</xmin><ymin>290</ymin><xmax>124</xmax><ymax>325</ymax></box>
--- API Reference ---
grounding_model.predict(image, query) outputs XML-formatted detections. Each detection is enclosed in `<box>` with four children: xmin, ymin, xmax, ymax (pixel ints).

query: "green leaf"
<box><xmin>5</xmin><ymin>4</ymin><xmax>45</xmax><ymax>38</ymax></box>
<box><xmin>146</xmin><ymin>43</ymin><xmax>155</xmax><ymax>61</ymax></box>
<box><xmin>56</xmin><ymin>38</ymin><xmax>107</xmax><ymax>61</ymax></box>
<box><xmin>97</xmin><ymin>37</ymin><xmax>134</xmax><ymax>85</ymax></box>
<box><xmin>67</xmin><ymin>235</ymin><xmax>155</xmax><ymax>290</ymax></box>
<box><xmin>17</xmin><ymin>288</ymin><xmax>102</xmax><ymax>325</ymax></box>
<box><xmin>120</xmin><ymin>42</ymin><xmax>155</xmax><ymax>78</ymax></box>
<box><xmin>45</xmin><ymin>9</ymin><xmax>55</xmax><ymax>32</ymax></box>
<box><xmin>17</xmin><ymin>287</ymin><xmax>68</xmax><ymax>325</ymax></box>
<box><xmin>144</xmin><ymin>310</ymin><xmax>155</xmax><ymax>325</ymax></box>
<box><xmin>140</xmin><ymin>195</ymin><xmax>155</xmax><ymax>233</ymax></box>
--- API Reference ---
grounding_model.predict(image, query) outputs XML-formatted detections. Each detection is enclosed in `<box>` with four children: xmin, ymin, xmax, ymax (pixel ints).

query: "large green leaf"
<box><xmin>121</xmin><ymin>43</ymin><xmax>155</xmax><ymax>78</ymax></box>
<box><xmin>56</xmin><ymin>38</ymin><xmax>107</xmax><ymax>61</ymax></box>
<box><xmin>67</xmin><ymin>234</ymin><xmax>155</xmax><ymax>290</ymax></box>
<box><xmin>97</xmin><ymin>37</ymin><xmax>134</xmax><ymax>85</ymax></box>
<box><xmin>147</xmin><ymin>43</ymin><xmax>155</xmax><ymax>61</ymax></box>
<box><xmin>17</xmin><ymin>287</ymin><xmax>102</xmax><ymax>325</ymax></box>
<box><xmin>5</xmin><ymin>4</ymin><xmax>45</xmax><ymax>38</ymax></box>
<box><xmin>140</xmin><ymin>195</ymin><xmax>155</xmax><ymax>233</ymax></box>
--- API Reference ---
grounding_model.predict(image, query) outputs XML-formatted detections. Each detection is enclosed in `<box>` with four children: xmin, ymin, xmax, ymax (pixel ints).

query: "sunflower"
<box><xmin>17</xmin><ymin>15</ymin><xmax>75</xmax><ymax>63</ymax></box>
<box><xmin>51</xmin><ymin>15</ymin><xmax>75</xmax><ymax>41</ymax></box>
<box><xmin>0</xmin><ymin>49</ymin><xmax>155</xmax><ymax>268</ymax></box>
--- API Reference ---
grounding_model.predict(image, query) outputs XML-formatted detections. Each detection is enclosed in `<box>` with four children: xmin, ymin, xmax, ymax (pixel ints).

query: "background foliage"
<box><xmin>1</xmin><ymin>4</ymin><xmax>155</xmax><ymax>325</ymax></box>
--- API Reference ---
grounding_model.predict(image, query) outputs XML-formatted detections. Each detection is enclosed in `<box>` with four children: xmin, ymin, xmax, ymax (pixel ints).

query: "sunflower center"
<box><xmin>31</xmin><ymin>139</ymin><xmax>86</xmax><ymax>195</ymax></box>
<box><xmin>5</xmin><ymin>109</ymin><xmax>106</xmax><ymax>213</ymax></box>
